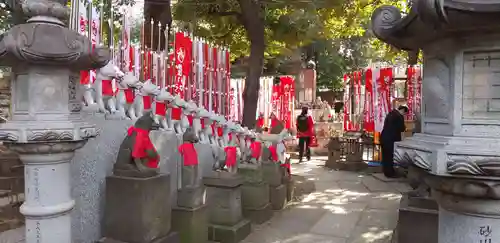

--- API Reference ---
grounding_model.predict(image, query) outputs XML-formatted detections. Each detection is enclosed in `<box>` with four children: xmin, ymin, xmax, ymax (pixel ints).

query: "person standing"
<box><xmin>296</xmin><ymin>107</ymin><xmax>314</xmax><ymax>162</ymax></box>
<box><xmin>380</xmin><ymin>105</ymin><xmax>408</xmax><ymax>178</ymax></box>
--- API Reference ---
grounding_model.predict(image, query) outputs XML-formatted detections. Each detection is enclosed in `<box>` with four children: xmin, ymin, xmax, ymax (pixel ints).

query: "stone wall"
<box><xmin>0</xmin><ymin>72</ymin><xmax>10</xmax><ymax>122</ymax></box>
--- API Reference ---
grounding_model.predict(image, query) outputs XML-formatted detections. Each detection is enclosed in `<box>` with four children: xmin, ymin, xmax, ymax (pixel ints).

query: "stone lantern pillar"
<box><xmin>0</xmin><ymin>0</ymin><xmax>109</xmax><ymax>242</ymax></box>
<box><xmin>372</xmin><ymin>2</ymin><xmax>500</xmax><ymax>242</ymax></box>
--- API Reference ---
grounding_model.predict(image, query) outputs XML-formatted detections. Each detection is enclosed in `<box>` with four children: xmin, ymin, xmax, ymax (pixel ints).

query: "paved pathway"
<box><xmin>0</xmin><ymin>157</ymin><xmax>410</xmax><ymax>243</ymax></box>
<box><xmin>242</xmin><ymin>157</ymin><xmax>411</xmax><ymax>243</ymax></box>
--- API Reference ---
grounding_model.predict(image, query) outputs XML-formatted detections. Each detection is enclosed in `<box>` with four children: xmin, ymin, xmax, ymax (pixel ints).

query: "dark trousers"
<box><xmin>298</xmin><ymin>137</ymin><xmax>311</xmax><ymax>160</ymax></box>
<box><xmin>381</xmin><ymin>141</ymin><xmax>396</xmax><ymax>176</ymax></box>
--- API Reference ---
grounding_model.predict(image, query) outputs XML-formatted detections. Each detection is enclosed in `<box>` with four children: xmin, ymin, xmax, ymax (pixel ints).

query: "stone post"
<box><xmin>371</xmin><ymin>2</ymin><xmax>500</xmax><ymax>243</ymax></box>
<box><xmin>0</xmin><ymin>0</ymin><xmax>109</xmax><ymax>242</ymax></box>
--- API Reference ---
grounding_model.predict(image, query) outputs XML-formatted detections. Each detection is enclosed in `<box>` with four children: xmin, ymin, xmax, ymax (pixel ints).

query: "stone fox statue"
<box><xmin>113</xmin><ymin>112</ymin><xmax>160</xmax><ymax>177</ymax></box>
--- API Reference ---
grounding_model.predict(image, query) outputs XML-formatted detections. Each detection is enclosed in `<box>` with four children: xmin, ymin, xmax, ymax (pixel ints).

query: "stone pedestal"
<box><xmin>6</xmin><ymin>141</ymin><xmax>87</xmax><ymax>243</ymax></box>
<box><xmin>101</xmin><ymin>174</ymin><xmax>179</xmax><ymax>243</ymax></box>
<box><xmin>262</xmin><ymin>162</ymin><xmax>288</xmax><ymax>210</ymax></box>
<box><xmin>370</xmin><ymin>3</ymin><xmax>500</xmax><ymax>241</ymax></box>
<box><xmin>396</xmin><ymin>194</ymin><xmax>438</xmax><ymax>243</ymax></box>
<box><xmin>203</xmin><ymin>172</ymin><xmax>251</xmax><ymax>243</ymax></box>
<box><xmin>0</xmin><ymin>1</ymin><xmax>110</xmax><ymax>242</ymax></box>
<box><xmin>238</xmin><ymin>164</ymin><xmax>273</xmax><ymax>224</ymax></box>
<box><xmin>173</xmin><ymin>184</ymin><xmax>208</xmax><ymax>243</ymax></box>
<box><xmin>426</xmin><ymin>175</ymin><xmax>500</xmax><ymax>243</ymax></box>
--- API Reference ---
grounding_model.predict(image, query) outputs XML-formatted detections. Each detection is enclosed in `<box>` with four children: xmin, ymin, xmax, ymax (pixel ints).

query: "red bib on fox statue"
<box><xmin>128</xmin><ymin>126</ymin><xmax>159</xmax><ymax>168</ymax></box>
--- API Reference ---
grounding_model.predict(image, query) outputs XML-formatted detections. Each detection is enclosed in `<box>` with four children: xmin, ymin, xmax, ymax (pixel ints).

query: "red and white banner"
<box><xmin>364</xmin><ymin>69</ymin><xmax>375</xmax><ymax>132</ymax></box>
<box><xmin>415</xmin><ymin>68</ymin><xmax>422</xmax><ymax>117</ymax></box>
<box><xmin>174</xmin><ymin>32</ymin><xmax>192</xmax><ymax>99</ymax></box>
<box><xmin>407</xmin><ymin>66</ymin><xmax>422</xmax><ymax>119</ymax></box>
<box><xmin>374</xmin><ymin>68</ymin><xmax>393</xmax><ymax>132</ymax></box>
<box><xmin>280</xmin><ymin>76</ymin><xmax>294</xmax><ymax>129</ymax></box>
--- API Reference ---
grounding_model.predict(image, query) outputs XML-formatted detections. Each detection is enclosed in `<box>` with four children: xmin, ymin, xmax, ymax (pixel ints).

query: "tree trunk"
<box><xmin>238</xmin><ymin>0</ymin><xmax>265</xmax><ymax>129</ymax></box>
<box><xmin>407</xmin><ymin>50</ymin><xmax>420</xmax><ymax>65</ymax></box>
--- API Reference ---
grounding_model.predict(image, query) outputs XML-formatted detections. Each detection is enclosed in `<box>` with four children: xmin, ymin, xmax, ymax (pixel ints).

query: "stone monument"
<box><xmin>372</xmin><ymin>2</ymin><xmax>500</xmax><ymax>242</ymax></box>
<box><xmin>203</xmin><ymin>170</ymin><xmax>251</xmax><ymax>243</ymax></box>
<box><xmin>0</xmin><ymin>0</ymin><xmax>109</xmax><ymax>242</ymax></box>
<box><xmin>172</xmin><ymin>128</ymin><xmax>208</xmax><ymax>243</ymax></box>
<box><xmin>238</xmin><ymin>127</ymin><xmax>275</xmax><ymax>224</ymax></box>
<box><xmin>100</xmin><ymin>113</ymin><xmax>179</xmax><ymax>243</ymax></box>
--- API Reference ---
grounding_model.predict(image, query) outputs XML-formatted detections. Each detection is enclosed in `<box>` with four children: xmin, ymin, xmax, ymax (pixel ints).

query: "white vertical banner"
<box><xmin>197</xmin><ymin>38</ymin><xmax>204</xmax><ymax>107</ymax></box>
<box><xmin>134</xmin><ymin>45</ymin><xmax>140</xmax><ymax>77</ymax></box>
<box><xmin>208</xmin><ymin>43</ymin><xmax>213</xmax><ymax>113</ymax></box>
<box><xmin>218</xmin><ymin>47</ymin><xmax>224</xmax><ymax>115</ymax></box>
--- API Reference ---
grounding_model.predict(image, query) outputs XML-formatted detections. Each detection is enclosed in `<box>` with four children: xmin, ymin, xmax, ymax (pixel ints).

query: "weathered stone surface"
<box><xmin>241</xmin><ymin>182</ymin><xmax>270</xmax><ymax>209</ymax></box>
<box><xmin>208</xmin><ymin>219</ymin><xmax>251</xmax><ymax>243</ymax></box>
<box><xmin>102</xmin><ymin>174</ymin><xmax>172</xmax><ymax>243</ymax></box>
<box><xmin>397</xmin><ymin>195</ymin><xmax>438</xmax><ymax>243</ymax></box>
<box><xmin>172</xmin><ymin>205</ymin><xmax>208</xmax><ymax>243</ymax></box>
<box><xmin>261</xmin><ymin>162</ymin><xmax>283</xmax><ymax>187</ymax></box>
<box><xmin>238</xmin><ymin>164</ymin><xmax>264</xmax><ymax>184</ymax></box>
<box><xmin>151</xmin><ymin>130</ymin><xmax>182</xmax><ymax>203</ymax></box>
<box><xmin>284</xmin><ymin>176</ymin><xmax>295</xmax><ymax>202</ymax></box>
<box><xmin>204</xmin><ymin>173</ymin><xmax>244</xmax><ymax>226</ymax></box>
<box><xmin>325</xmin><ymin>151</ymin><xmax>341</xmax><ymax>169</ymax></box>
<box><xmin>177</xmin><ymin>186</ymin><xmax>207</xmax><ymax>209</ymax></box>
<box><xmin>242</xmin><ymin>203</ymin><xmax>273</xmax><ymax>224</ymax></box>
<box><xmin>270</xmin><ymin>184</ymin><xmax>287</xmax><ymax>210</ymax></box>
<box><xmin>71</xmin><ymin>118</ymin><xmax>133</xmax><ymax>243</ymax></box>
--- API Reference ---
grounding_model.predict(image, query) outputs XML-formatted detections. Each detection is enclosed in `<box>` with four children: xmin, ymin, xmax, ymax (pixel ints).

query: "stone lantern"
<box><xmin>372</xmin><ymin>1</ymin><xmax>500</xmax><ymax>242</ymax></box>
<box><xmin>0</xmin><ymin>0</ymin><xmax>109</xmax><ymax>242</ymax></box>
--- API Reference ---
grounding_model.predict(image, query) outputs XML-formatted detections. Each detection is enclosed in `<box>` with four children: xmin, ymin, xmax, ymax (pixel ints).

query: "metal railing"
<box><xmin>337</xmin><ymin>135</ymin><xmax>381</xmax><ymax>163</ymax></box>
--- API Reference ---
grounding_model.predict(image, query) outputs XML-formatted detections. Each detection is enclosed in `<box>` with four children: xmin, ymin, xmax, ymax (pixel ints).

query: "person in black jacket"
<box><xmin>380</xmin><ymin>105</ymin><xmax>408</xmax><ymax>178</ymax></box>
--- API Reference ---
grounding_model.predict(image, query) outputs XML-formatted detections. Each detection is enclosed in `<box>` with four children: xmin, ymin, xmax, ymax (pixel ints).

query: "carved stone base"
<box><xmin>102</xmin><ymin>174</ymin><xmax>172</xmax><ymax>243</ymax></box>
<box><xmin>270</xmin><ymin>184</ymin><xmax>287</xmax><ymax>210</ymax></box>
<box><xmin>177</xmin><ymin>186</ymin><xmax>206</xmax><ymax>209</ymax></box>
<box><xmin>284</xmin><ymin>176</ymin><xmax>295</xmax><ymax>202</ymax></box>
<box><xmin>203</xmin><ymin>172</ymin><xmax>244</xmax><ymax>226</ymax></box>
<box><xmin>172</xmin><ymin>204</ymin><xmax>208</xmax><ymax>243</ymax></box>
<box><xmin>208</xmin><ymin>220</ymin><xmax>251</xmax><ymax>243</ymax></box>
<box><xmin>261</xmin><ymin>162</ymin><xmax>282</xmax><ymax>187</ymax></box>
<box><xmin>396</xmin><ymin>194</ymin><xmax>438</xmax><ymax>243</ymax></box>
<box><xmin>204</xmin><ymin>172</ymin><xmax>250</xmax><ymax>243</ymax></box>
<box><xmin>238</xmin><ymin>163</ymin><xmax>264</xmax><ymax>184</ymax></box>
<box><xmin>325</xmin><ymin>151</ymin><xmax>341</xmax><ymax>169</ymax></box>
<box><xmin>242</xmin><ymin>203</ymin><xmax>273</xmax><ymax>224</ymax></box>
<box><xmin>241</xmin><ymin>181</ymin><xmax>270</xmax><ymax>209</ymax></box>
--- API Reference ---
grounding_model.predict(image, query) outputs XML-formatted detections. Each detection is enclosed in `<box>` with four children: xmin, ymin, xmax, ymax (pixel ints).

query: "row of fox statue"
<box><xmin>78</xmin><ymin>61</ymin><xmax>293</xmax><ymax>169</ymax></box>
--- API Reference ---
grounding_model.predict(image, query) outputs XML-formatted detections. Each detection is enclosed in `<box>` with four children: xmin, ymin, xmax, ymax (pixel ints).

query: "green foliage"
<box><xmin>173</xmin><ymin>0</ymin><xmax>412</xmax><ymax>91</ymax></box>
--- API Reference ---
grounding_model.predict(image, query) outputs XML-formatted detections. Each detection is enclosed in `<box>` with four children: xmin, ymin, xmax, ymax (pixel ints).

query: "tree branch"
<box><xmin>208</xmin><ymin>11</ymin><xmax>243</xmax><ymax>24</ymax></box>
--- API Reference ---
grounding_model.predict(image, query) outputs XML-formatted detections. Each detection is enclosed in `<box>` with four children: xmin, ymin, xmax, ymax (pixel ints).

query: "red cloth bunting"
<box><xmin>224</xmin><ymin>146</ymin><xmax>237</xmax><ymax>168</ymax></box>
<box><xmin>268</xmin><ymin>145</ymin><xmax>278</xmax><ymax>162</ymax></box>
<box><xmin>178</xmin><ymin>143</ymin><xmax>199</xmax><ymax>166</ymax></box>
<box><xmin>171</xmin><ymin>107</ymin><xmax>182</xmax><ymax>120</ymax></box>
<box><xmin>102</xmin><ymin>80</ymin><xmax>114</xmax><ymax>96</ymax></box>
<box><xmin>250</xmin><ymin>141</ymin><xmax>262</xmax><ymax>160</ymax></box>
<box><xmin>124</xmin><ymin>88</ymin><xmax>134</xmax><ymax>104</ymax></box>
<box><xmin>155</xmin><ymin>102</ymin><xmax>167</xmax><ymax>116</ymax></box>
<box><xmin>128</xmin><ymin>126</ymin><xmax>159</xmax><ymax>168</ymax></box>
<box><xmin>143</xmin><ymin>96</ymin><xmax>152</xmax><ymax>110</ymax></box>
